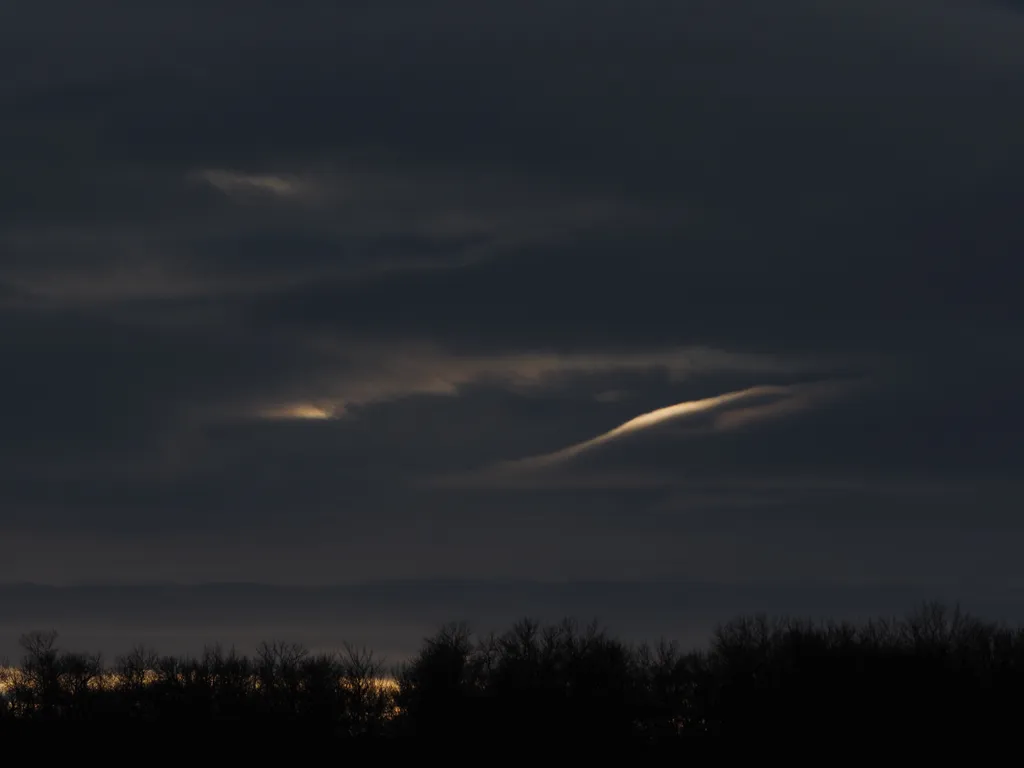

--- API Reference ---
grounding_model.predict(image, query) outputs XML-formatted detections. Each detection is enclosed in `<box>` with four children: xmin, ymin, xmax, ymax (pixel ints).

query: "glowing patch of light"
<box><xmin>259</xmin><ymin>403</ymin><xmax>337</xmax><ymax>421</ymax></box>
<box><xmin>0</xmin><ymin>666</ymin><xmax>398</xmax><ymax>697</ymax></box>
<box><xmin>498</xmin><ymin>384</ymin><xmax>792</xmax><ymax>470</ymax></box>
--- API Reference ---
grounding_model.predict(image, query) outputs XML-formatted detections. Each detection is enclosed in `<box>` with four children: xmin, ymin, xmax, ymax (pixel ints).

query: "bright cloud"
<box><xmin>257</xmin><ymin>403</ymin><xmax>338</xmax><ymax>421</ymax></box>
<box><xmin>194</xmin><ymin>169</ymin><xmax>304</xmax><ymax>198</ymax></box>
<box><xmin>426</xmin><ymin>378</ymin><xmax>864</xmax><ymax>489</ymax></box>
<box><xmin>237</xmin><ymin>342</ymin><xmax>825</xmax><ymax>423</ymax></box>
<box><xmin>493</xmin><ymin>385</ymin><xmax>796</xmax><ymax>470</ymax></box>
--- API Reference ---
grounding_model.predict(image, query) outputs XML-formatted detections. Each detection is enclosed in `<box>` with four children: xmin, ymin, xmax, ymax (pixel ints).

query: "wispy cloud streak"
<box><xmin>427</xmin><ymin>379</ymin><xmax>864</xmax><ymax>489</ymax></box>
<box><xmin>496</xmin><ymin>385</ymin><xmax>792</xmax><ymax>470</ymax></box>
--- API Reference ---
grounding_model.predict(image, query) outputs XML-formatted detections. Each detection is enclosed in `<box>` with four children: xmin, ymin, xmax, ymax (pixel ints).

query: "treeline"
<box><xmin>2</xmin><ymin>602</ymin><xmax>1024</xmax><ymax>744</ymax></box>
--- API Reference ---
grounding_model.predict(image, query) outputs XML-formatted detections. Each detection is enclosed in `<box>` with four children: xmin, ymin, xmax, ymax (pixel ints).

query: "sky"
<box><xmin>1</xmin><ymin>0</ymin><xmax>1023</xmax><ymax>660</ymax></box>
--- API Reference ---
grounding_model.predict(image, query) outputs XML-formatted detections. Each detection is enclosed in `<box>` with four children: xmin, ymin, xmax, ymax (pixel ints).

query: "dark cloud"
<box><xmin>0</xmin><ymin>0</ymin><xmax>1021</xmax><ymax>649</ymax></box>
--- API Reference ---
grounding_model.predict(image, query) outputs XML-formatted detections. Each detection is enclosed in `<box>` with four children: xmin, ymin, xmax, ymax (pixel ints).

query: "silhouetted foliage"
<box><xmin>3</xmin><ymin>602</ymin><xmax>1024</xmax><ymax>744</ymax></box>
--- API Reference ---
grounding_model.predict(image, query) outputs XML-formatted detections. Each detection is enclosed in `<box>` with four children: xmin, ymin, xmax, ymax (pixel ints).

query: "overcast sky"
<box><xmin>1</xmin><ymin>0</ymin><xmax>1022</xmax><ymax>658</ymax></box>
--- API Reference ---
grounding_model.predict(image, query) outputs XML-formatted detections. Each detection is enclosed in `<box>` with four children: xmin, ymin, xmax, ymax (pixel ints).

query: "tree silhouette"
<box><xmin>3</xmin><ymin>604</ymin><xmax>1024</xmax><ymax>742</ymax></box>
<box><xmin>395</xmin><ymin>622</ymin><xmax>475</xmax><ymax>741</ymax></box>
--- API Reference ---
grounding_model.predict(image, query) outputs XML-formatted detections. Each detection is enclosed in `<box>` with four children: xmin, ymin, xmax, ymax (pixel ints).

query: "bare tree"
<box><xmin>117</xmin><ymin>645</ymin><xmax>159</xmax><ymax>690</ymax></box>
<box><xmin>17</xmin><ymin>630</ymin><xmax>61</xmax><ymax>717</ymax></box>
<box><xmin>255</xmin><ymin>640</ymin><xmax>308</xmax><ymax>715</ymax></box>
<box><xmin>339</xmin><ymin>643</ymin><xmax>392</xmax><ymax>736</ymax></box>
<box><xmin>57</xmin><ymin>650</ymin><xmax>104</xmax><ymax>717</ymax></box>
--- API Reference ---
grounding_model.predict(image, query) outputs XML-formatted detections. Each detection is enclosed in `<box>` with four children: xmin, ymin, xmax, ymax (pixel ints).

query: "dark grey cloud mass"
<box><xmin>1</xmin><ymin>0</ymin><xmax>1022</xmax><ymax>657</ymax></box>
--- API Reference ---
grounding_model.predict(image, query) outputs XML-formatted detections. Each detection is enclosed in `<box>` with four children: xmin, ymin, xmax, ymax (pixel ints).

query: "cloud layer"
<box><xmin>0</xmin><ymin>0</ymin><xmax>1020</xmax><ymax>641</ymax></box>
